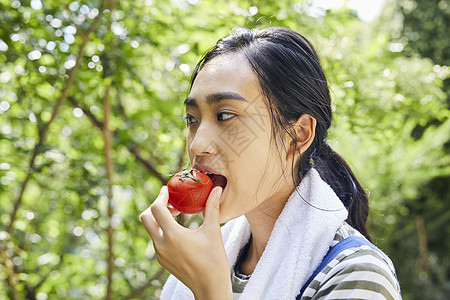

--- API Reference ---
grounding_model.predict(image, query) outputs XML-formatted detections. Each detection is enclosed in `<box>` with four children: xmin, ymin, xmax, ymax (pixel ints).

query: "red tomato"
<box><xmin>167</xmin><ymin>169</ymin><xmax>214</xmax><ymax>214</ymax></box>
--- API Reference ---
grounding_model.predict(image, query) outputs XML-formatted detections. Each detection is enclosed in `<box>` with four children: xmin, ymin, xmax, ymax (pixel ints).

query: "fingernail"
<box><xmin>216</xmin><ymin>187</ymin><xmax>222</xmax><ymax>198</ymax></box>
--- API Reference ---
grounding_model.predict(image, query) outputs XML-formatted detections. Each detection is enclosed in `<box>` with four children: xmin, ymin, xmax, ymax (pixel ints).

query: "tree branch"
<box><xmin>128</xmin><ymin>145</ymin><xmax>168</xmax><ymax>185</ymax></box>
<box><xmin>115</xmin><ymin>92</ymin><xmax>169</xmax><ymax>185</ymax></box>
<box><xmin>102</xmin><ymin>85</ymin><xmax>115</xmax><ymax>300</ymax></box>
<box><xmin>68</xmin><ymin>97</ymin><xmax>168</xmax><ymax>185</ymax></box>
<box><xmin>68</xmin><ymin>97</ymin><xmax>104</xmax><ymax>129</ymax></box>
<box><xmin>0</xmin><ymin>245</ymin><xmax>19</xmax><ymax>300</ymax></box>
<box><xmin>415</xmin><ymin>215</ymin><xmax>430</xmax><ymax>273</ymax></box>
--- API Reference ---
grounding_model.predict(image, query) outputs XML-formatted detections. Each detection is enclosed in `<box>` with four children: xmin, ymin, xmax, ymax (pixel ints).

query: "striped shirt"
<box><xmin>231</xmin><ymin>223</ymin><xmax>401</xmax><ymax>299</ymax></box>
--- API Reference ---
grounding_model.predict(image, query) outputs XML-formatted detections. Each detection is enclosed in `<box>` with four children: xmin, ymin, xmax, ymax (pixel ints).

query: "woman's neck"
<box><xmin>239</xmin><ymin>189</ymin><xmax>292</xmax><ymax>275</ymax></box>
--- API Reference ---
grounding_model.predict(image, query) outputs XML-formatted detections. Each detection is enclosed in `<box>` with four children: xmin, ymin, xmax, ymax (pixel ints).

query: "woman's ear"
<box><xmin>286</xmin><ymin>114</ymin><xmax>316</xmax><ymax>159</ymax></box>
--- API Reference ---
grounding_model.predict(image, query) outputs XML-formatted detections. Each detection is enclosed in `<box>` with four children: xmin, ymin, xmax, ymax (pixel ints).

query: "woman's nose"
<box><xmin>189</xmin><ymin>124</ymin><xmax>217</xmax><ymax>157</ymax></box>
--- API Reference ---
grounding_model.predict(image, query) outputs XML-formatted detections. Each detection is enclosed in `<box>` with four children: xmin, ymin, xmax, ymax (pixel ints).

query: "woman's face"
<box><xmin>185</xmin><ymin>53</ymin><xmax>296</xmax><ymax>222</ymax></box>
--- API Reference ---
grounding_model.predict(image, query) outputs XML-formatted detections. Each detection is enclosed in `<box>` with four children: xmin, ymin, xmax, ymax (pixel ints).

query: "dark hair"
<box><xmin>189</xmin><ymin>27</ymin><xmax>371</xmax><ymax>241</ymax></box>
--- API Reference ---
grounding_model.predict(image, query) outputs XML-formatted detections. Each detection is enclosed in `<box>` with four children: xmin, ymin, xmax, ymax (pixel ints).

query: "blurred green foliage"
<box><xmin>0</xmin><ymin>0</ymin><xmax>448</xmax><ymax>299</ymax></box>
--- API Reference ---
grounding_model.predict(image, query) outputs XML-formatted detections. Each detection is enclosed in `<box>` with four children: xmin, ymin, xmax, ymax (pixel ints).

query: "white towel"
<box><xmin>160</xmin><ymin>168</ymin><xmax>348</xmax><ymax>299</ymax></box>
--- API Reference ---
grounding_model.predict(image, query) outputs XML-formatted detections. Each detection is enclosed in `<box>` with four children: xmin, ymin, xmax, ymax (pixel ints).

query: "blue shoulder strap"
<box><xmin>296</xmin><ymin>236</ymin><xmax>379</xmax><ymax>299</ymax></box>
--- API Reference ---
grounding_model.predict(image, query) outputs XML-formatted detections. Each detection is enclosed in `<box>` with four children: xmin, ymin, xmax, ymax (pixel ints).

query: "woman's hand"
<box><xmin>140</xmin><ymin>186</ymin><xmax>232</xmax><ymax>300</ymax></box>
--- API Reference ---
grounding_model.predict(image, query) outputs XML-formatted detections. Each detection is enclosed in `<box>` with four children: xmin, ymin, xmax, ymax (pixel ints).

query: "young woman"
<box><xmin>140</xmin><ymin>27</ymin><xmax>401</xmax><ymax>299</ymax></box>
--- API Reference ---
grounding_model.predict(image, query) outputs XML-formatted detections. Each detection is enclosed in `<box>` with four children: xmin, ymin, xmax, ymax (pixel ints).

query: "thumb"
<box><xmin>203</xmin><ymin>186</ymin><xmax>222</xmax><ymax>227</ymax></box>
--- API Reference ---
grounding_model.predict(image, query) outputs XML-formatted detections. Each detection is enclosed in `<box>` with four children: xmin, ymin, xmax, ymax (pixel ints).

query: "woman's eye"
<box><xmin>182</xmin><ymin>115</ymin><xmax>198</xmax><ymax>126</ymax></box>
<box><xmin>217</xmin><ymin>112</ymin><xmax>235</xmax><ymax>122</ymax></box>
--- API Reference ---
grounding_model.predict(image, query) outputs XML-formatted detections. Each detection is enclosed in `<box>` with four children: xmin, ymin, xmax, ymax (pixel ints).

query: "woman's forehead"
<box><xmin>189</xmin><ymin>54</ymin><xmax>261</xmax><ymax>101</ymax></box>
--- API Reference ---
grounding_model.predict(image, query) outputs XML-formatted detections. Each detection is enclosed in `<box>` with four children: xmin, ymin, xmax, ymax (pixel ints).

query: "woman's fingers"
<box><xmin>167</xmin><ymin>206</ymin><xmax>181</xmax><ymax>217</ymax></box>
<box><xmin>150</xmin><ymin>186</ymin><xmax>179</xmax><ymax>234</ymax></box>
<box><xmin>139</xmin><ymin>185</ymin><xmax>231</xmax><ymax>297</ymax></box>
<box><xmin>140</xmin><ymin>186</ymin><xmax>175</xmax><ymax>240</ymax></box>
<box><xmin>139</xmin><ymin>206</ymin><xmax>162</xmax><ymax>239</ymax></box>
<box><xmin>140</xmin><ymin>185</ymin><xmax>222</xmax><ymax>241</ymax></box>
<box><xmin>203</xmin><ymin>186</ymin><xmax>222</xmax><ymax>228</ymax></box>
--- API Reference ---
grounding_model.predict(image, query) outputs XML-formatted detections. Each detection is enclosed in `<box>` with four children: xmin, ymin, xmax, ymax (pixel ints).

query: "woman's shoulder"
<box><xmin>301</xmin><ymin>222</ymin><xmax>402</xmax><ymax>300</ymax></box>
<box><xmin>332</xmin><ymin>222</ymin><xmax>398</xmax><ymax>274</ymax></box>
<box><xmin>331</xmin><ymin>222</ymin><xmax>364</xmax><ymax>244</ymax></box>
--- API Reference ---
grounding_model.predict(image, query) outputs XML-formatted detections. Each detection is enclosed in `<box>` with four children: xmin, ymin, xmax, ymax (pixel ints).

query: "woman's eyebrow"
<box><xmin>184</xmin><ymin>91</ymin><xmax>249</xmax><ymax>107</ymax></box>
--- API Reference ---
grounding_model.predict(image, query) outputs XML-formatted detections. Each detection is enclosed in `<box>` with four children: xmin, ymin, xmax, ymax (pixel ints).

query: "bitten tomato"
<box><xmin>167</xmin><ymin>169</ymin><xmax>214</xmax><ymax>214</ymax></box>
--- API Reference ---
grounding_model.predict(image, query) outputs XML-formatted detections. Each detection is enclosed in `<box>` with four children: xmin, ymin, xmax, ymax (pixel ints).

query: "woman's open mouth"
<box><xmin>206</xmin><ymin>172</ymin><xmax>227</xmax><ymax>191</ymax></box>
<box><xmin>192</xmin><ymin>164</ymin><xmax>228</xmax><ymax>192</ymax></box>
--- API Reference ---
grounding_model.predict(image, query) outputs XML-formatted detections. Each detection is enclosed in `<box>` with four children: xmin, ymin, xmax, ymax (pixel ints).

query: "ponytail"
<box><xmin>311</xmin><ymin>142</ymin><xmax>371</xmax><ymax>241</ymax></box>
